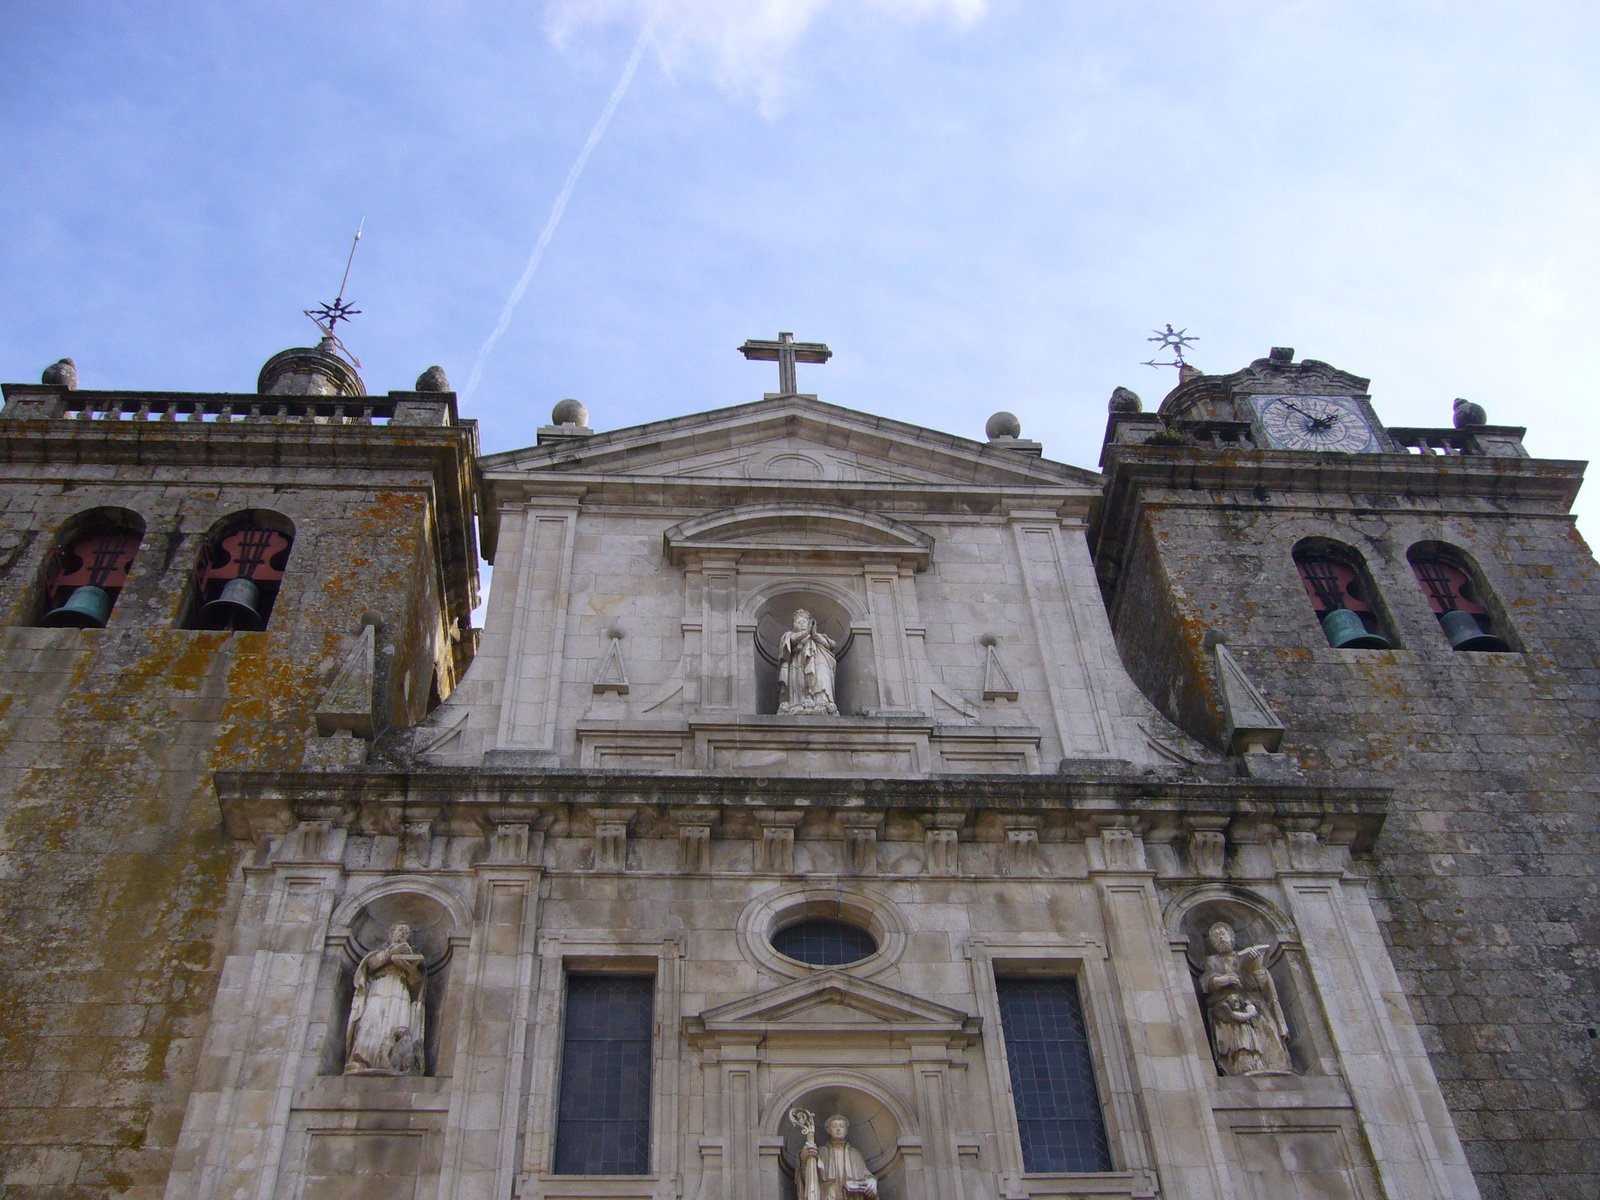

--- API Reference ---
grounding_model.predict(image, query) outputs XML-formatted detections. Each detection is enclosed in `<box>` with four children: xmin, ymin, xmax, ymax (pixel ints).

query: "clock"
<box><xmin>1250</xmin><ymin>394</ymin><xmax>1379</xmax><ymax>452</ymax></box>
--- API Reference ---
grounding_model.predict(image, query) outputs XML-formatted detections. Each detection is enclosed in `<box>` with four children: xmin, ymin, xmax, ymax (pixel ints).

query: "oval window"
<box><xmin>771</xmin><ymin>918</ymin><xmax>878</xmax><ymax>967</ymax></box>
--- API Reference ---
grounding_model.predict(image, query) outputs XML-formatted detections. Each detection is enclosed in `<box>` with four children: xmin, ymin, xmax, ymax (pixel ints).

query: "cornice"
<box><xmin>214</xmin><ymin>764</ymin><xmax>1388</xmax><ymax>853</ymax></box>
<box><xmin>1099</xmin><ymin>443</ymin><xmax>1584</xmax><ymax>511</ymax></box>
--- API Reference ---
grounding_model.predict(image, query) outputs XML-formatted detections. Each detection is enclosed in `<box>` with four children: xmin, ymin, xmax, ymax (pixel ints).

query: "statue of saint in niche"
<box><xmin>778</xmin><ymin>608</ymin><xmax>838</xmax><ymax>716</ymax></box>
<box><xmin>344</xmin><ymin>922</ymin><xmax>427</xmax><ymax>1076</ymax></box>
<box><xmin>791</xmin><ymin>1109</ymin><xmax>878</xmax><ymax>1200</ymax></box>
<box><xmin>1200</xmin><ymin>921</ymin><xmax>1292</xmax><ymax>1075</ymax></box>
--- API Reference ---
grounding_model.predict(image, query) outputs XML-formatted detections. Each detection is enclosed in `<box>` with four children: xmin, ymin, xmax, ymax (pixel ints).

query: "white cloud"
<box><xmin>544</xmin><ymin>0</ymin><xmax>987</xmax><ymax>117</ymax></box>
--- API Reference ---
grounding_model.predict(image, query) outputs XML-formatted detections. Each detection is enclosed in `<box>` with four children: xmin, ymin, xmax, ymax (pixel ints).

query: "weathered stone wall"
<box><xmin>0</xmin><ymin>411</ymin><xmax>476</xmax><ymax>1198</ymax></box>
<box><xmin>1094</xmin><ymin>463</ymin><xmax>1600</xmax><ymax>1200</ymax></box>
<box><xmin>191</xmin><ymin>767</ymin><xmax>1454</xmax><ymax>1200</ymax></box>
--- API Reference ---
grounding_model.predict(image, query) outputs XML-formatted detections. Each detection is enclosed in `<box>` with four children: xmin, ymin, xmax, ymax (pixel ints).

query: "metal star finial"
<box><xmin>303</xmin><ymin>219</ymin><xmax>365</xmax><ymax>366</ymax></box>
<box><xmin>1142</xmin><ymin>323</ymin><xmax>1199</xmax><ymax>374</ymax></box>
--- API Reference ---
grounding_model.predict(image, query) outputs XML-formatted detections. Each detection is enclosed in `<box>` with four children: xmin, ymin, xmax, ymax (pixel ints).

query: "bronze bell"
<box><xmin>1439</xmin><ymin>609</ymin><xmax>1508</xmax><ymax>653</ymax></box>
<box><xmin>1321</xmin><ymin>608</ymin><xmax>1391</xmax><ymax>650</ymax></box>
<box><xmin>42</xmin><ymin>584</ymin><xmax>113</xmax><ymax>629</ymax></box>
<box><xmin>199</xmin><ymin>577</ymin><xmax>265</xmax><ymax>631</ymax></box>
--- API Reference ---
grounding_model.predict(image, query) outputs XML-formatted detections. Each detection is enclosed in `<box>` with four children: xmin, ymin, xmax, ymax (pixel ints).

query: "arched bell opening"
<box><xmin>35</xmin><ymin>508</ymin><xmax>146</xmax><ymax>629</ymax></box>
<box><xmin>318</xmin><ymin>886</ymin><xmax>461</xmax><ymax>1079</ymax></box>
<box><xmin>184</xmin><ymin>510</ymin><xmax>294</xmax><ymax>631</ymax></box>
<box><xmin>1175</xmin><ymin>891</ymin><xmax>1316</xmax><ymax>1078</ymax></box>
<box><xmin>1407</xmin><ymin>541</ymin><xmax>1514</xmax><ymax>652</ymax></box>
<box><xmin>772</xmin><ymin>1082</ymin><xmax>907</xmax><ymax>1200</ymax></box>
<box><xmin>1292</xmin><ymin>537</ymin><xmax>1397</xmax><ymax>650</ymax></box>
<box><xmin>753</xmin><ymin>591</ymin><xmax>857</xmax><ymax>716</ymax></box>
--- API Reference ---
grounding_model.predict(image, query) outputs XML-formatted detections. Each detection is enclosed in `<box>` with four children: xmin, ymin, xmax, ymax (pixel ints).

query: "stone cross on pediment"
<box><xmin>739</xmin><ymin>331</ymin><xmax>832</xmax><ymax>395</ymax></box>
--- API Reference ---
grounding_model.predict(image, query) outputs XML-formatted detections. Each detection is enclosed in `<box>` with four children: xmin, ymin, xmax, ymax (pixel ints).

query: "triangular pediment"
<box><xmin>480</xmin><ymin>395</ymin><xmax>1101</xmax><ymax>492</ymax></box>
<box><xmin>686</xmin><ymin>969</ymin><xmax>978</xmax><ymax>1045</ymax></box>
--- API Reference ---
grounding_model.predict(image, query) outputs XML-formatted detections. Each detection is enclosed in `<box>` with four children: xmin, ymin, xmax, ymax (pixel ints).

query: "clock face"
<box><xmin>1252</xmin><ymin>394</ymin><xmax>1379</xmax><ymax>452</ymax></box>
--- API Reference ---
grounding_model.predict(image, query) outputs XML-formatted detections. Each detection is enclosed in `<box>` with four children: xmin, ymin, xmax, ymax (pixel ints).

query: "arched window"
<box><xmin>1292</xmin><ymin>539</ymin><xmax>1393</xmax><ymax>649</ymax></box>
<box><xmin>38</xmin><ymin>511</ymin><xmax>145</xmax><ymax>629</ymax></box>
<box><xmin>187</xmin><ymin>511</ymin><xmax>294</xmax><ymax>631</ymax></box>
<box><xmin>1408</xmin><ymin>543</ymin><xmax>1511</xmax><ymax>652</ymax></box>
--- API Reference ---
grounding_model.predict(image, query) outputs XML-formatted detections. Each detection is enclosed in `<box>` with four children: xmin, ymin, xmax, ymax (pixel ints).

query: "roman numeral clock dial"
<box><xmin>1252</xmin><ymin>394</ymin><xmax>1379</xmax><ymax>452</ymax></box>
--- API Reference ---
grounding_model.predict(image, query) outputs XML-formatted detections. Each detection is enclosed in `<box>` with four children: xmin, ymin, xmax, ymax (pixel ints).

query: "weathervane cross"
<box><xmin>738</xmin><ymin>331</ymin><xmax>832</xmax><ymax>395</ymax></box>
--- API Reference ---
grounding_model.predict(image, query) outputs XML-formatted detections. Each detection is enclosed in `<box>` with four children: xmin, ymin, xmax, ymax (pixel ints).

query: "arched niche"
<box><xmin>765</xmin><ymin>1074</ymin><xmax>912</xmax><ymax>1200</ymax></box>
<box><xmin>319</xmin><ymin>878</ymin><xmax>471</xmax><ymax>1078</ymax></box>
<box><xmin>1166</xmin><ymin>886</ymin><xmax>1322</xmax><ymax>1077</ymax></box>
<box><xmin>664</xmin><ymin>503</ymin><xmax>931</xmax><ymax>718</ymax></box>
<box><xmin>753</xmin><ymin>589</ymin><xmax>858</xmax><ymax>715</ymax></box>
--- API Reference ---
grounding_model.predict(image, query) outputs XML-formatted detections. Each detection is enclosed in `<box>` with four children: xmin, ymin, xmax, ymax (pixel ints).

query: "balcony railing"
<box><xmin>1</xmin><ymin>388</ymin><xmax>459</xmax><ymax>427</ymax></box>
<box><xmin>59</xmin><ymin>394</ymin><xmax>393</xmax><ymax>424</ymax></box>
<box><xmin>1388</xmin><ymin>427</ymin><xmax>1471</xmax><ymax>455</ymax></box>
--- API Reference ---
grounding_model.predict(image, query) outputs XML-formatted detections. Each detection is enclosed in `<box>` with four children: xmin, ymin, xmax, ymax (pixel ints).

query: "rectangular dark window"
<box><xmin>553</xmin><ymin>974</ymin><xmax>654</xmax><ymax>1175</ymax></box>
<box><xmin>996</xmin><ymin>976</ymin><xmax>1112</xmax><ymax>1173</ymax></box>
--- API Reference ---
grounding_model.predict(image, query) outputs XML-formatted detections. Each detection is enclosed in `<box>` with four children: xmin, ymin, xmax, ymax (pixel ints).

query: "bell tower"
<box><xmin>0</xmin><ymin>343</ymin><xmax>479</xmax><ymax>1191</ymax></box>
<box><xmin>1091</xmin><ymin>348</ymin><xmax>1600</xmax><ymax>1199</ymax></box>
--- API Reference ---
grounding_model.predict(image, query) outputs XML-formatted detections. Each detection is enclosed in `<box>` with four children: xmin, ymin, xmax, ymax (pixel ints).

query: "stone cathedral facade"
<box><xmin>0</xmin><ymin>339</ymin><xmax>1594</xmax><ymax>1200</ymax></box>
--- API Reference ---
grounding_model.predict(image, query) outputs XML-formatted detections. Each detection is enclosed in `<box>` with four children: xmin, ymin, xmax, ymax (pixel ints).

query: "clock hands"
<box><xmin>1279</xmin><ymin>399</ymin><xmax>1339</xmax><ymax>434</ymax></box>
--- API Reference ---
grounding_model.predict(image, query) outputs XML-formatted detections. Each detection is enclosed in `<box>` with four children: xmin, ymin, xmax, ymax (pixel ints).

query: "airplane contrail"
<box><xmin>465</xmin><ymin>1</ymin><xmax>665</xmax><ymax>401</ymax></box>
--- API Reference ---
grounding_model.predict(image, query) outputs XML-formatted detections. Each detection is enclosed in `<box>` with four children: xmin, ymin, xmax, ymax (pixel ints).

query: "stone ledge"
<box><xmin>293</xmin><ymin>1074</ymin><xmax>453</xmax><ymax>1113</ymax></box>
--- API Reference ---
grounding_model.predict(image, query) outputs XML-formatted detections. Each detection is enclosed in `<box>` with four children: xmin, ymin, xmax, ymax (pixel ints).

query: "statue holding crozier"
<box><xmin>790</xmin><ymin>1108</ymin><xmax>877</xmax><ymax>1200</ymax></box>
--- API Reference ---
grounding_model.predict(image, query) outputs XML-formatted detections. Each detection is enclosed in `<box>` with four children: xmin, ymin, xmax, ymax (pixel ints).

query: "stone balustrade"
<box><xmin>0</xmin><ymin>385</ymin><xmax>460</xmax><ymax>427</ymax></box>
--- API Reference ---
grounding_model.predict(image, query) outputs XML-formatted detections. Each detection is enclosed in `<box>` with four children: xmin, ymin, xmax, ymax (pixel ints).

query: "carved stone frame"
<box><xmin>518</xmin><ymin>933</ymin><xmax>686</xmax><ymax>1200</ymax></box>
<box><xmin>964</xmin><ymin>936</ymin><xmax>1158</xmax><ymax>1200</ymax></box>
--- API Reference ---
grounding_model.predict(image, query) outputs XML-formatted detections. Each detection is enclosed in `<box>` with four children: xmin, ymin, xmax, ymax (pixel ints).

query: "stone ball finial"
<box><xmin>415</xmin><ymin>365</ymin><xmax>451</xmax><ymax>393</ymax></box>
<box><xmin>1108</xmin><ymin>386</ymin><xmax>1143</xmax><ymax>414</ymax></box>
<box><xmin>552</xmin><ymin>397</ymin><xmax>589</xmax><ymax>427</ymax></box>
<box><xmin>985</xmin><ymin>411</ymin><xmax>1021</xmax><ymax>440</ymax></box>
<box><xmin>1452</xmin><ymin>397</ymin><xmax>1487</xmax><ymax>428</ymax></box>
<box><xmin>42</xmin><ymin>358</ymin><xmax>78</xmax><ymax>389</ymax></box>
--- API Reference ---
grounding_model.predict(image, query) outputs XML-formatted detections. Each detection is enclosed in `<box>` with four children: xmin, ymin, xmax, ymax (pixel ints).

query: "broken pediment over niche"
<box><xmin>664</xmin><ymin>503</ymin><xmax>933</xmax><ymax>570</ymax></box>
<box><xmin>478</xmin><ymin>395</ymin><xmax>1102</xmax><ymax>493</ymax></box>
<box><xmin>685</xmin><ymin>969</ymin><xmax>980</xmax><ymax>1048</ymax></box>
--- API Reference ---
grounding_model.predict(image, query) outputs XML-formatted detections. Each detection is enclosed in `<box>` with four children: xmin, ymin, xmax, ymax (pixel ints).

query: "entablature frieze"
<box><xmin>217</xmin><ymin>766</ymin><xmax>1386</xmax><ymax>880</ymax></box>
<box><xmin>482</xmin><ymin>471</ymin><xmax>1098</xmax><ymax>522</ymax></box>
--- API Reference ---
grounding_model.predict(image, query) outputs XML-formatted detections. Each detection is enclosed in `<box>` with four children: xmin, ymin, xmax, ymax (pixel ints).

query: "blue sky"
<box><xmin>3</xmin><ymin>2</ymin><xmax>1597</xmax><ymax>544</ymax></box>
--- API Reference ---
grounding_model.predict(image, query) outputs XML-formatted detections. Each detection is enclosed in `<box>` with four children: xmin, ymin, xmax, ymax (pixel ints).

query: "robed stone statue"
<box><xmin>1200</xmin><ymin>921</ymin><xmax>1292</xmax><ymax>1075</ymax></box>
<box><xmin>791</xmin><ymin>1108</ymin><xmax>877</xmax><ymax>1200</ymax></box>
<box><xmin>344</xmin><ymin>922</ymin><xmax>427</xmax><ymax>1075</ymax></box>
<box><xmin>778</xmin><ymin>608</ymin><xmax>839</xmax><ymax>716</ymax></box>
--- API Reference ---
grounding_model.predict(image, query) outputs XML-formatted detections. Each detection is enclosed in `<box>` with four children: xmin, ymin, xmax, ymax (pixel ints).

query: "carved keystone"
<box><xmin>590</xmin><ymin>807</ymin><xmax>635</xmax><ymax>873</ymax></box>
<box><xmin>487</xmin><ymin>822</ymin><xmax>531</xmax><ymax>865</ymax></box>
<box><xmin>278</xmin><ymin>819</ymin><xmax>337</xmax><ymax>864</ymax></box>
<box><xmin>1186</xmin><ymin>818</ymin><xmax>1229</xmax><ymax>879</ymax></box>
<box><xmin>1276</xmin><ymin>825</ymin><xmax>1325</xmax><ymax>873</ymax></box>
<box><xmin>671</xmin><ymin>808</ymin><xmax>717</xmax><ymax>873</ymax></box>
<box><xmin>922</xmin><ymin>813</ymin><xmax>965</xmax><ymax>876</ymax></box>
<box><xmin>837</xmin><ymin>812</ymin><xmax>885</xmax><ymax>876</ymax></box>
<box><xmin>400</xmin><ymin>819</ymin><xmax>434</xmax><ymax>870</ymax></box>
<box><xmin>755</xmin><ymin>810</ymin><xmax>804</xmax><ymax>874</ymax></box>
<box><xmin>1089</xmin><ymin>822</ymin><xmax>1147</xmax><ymax>873</ymax></box>
<box><xmin>1000</xmin><ymin>816</ymin><xmax>1042</xmax><ymax>876</ymax></box>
